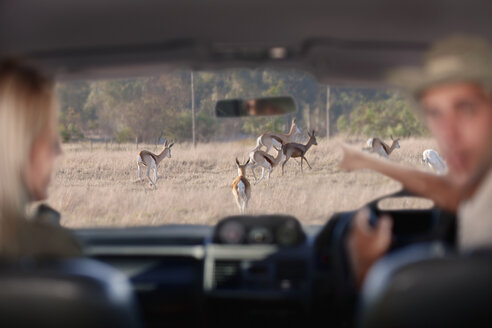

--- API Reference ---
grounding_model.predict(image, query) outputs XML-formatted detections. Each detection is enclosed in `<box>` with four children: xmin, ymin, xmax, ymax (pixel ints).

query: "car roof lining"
<box><xmin>1</xmin><ymin>0</ymin><xmax>491</xmax><ymax>85</ymax></box>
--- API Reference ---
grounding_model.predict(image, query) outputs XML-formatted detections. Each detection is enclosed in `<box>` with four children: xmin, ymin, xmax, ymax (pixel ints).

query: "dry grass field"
<box><xmin>45</xmin><ymin>137</ymin><xmax>439</xmax><ymax>228</ymax></box>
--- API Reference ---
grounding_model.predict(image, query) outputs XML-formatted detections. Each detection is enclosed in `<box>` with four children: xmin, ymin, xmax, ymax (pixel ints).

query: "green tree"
<box><xmin>346</xmin><ymin>95</ymin><xmax>428</xmax><ymax>137</ymax></box>
<box><xmin>337</xmin><ymin>115</ymin><xmax>348</xmax><ymax>133</ymax></box>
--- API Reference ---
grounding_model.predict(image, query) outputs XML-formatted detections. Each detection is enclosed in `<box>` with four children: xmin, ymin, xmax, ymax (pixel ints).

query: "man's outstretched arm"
<box><xmin>339</xmin><ymin>144</ymin><xmax>462</xmax><ymax>212</ymax></box>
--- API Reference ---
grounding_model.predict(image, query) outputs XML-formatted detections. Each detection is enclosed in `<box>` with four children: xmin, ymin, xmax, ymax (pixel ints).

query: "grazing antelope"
<box><xmin>282</xmin><ymin>130</ymin><xmax>318</xmax><ymax>175</ymax></box>
<box><xmin>256</xmin><ymin>118</ymin><xmax>301</xmax><ymax>153</ymax></box>
<box><xmin>137</xmin><ymin>139</ymin><xmax>174</xmax><ymax>186</ymax></box>
<box><xmin>249</xmin><ymin>145</ymin><xmax>284</xmax><ymax>184</ymax></box>
<box><xmin>365</xmin><ymin>136</ymin><xmax>400</xmax><ymax>158</ymax></box>
<box><xmin>421</xmin><ymin>149</ymin><xmax>447</xmax><ymax>175</ymax></box>
<box><xmin>232</xmin><ymin>158</ymin><xmax>251</xmax><ymax>214</ymax></box>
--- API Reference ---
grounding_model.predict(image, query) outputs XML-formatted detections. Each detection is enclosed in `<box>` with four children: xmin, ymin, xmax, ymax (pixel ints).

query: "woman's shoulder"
<box><xmin>18</xmin><ymin>219</ymin><xmax>83</xmax><ymax>259</ymax></box>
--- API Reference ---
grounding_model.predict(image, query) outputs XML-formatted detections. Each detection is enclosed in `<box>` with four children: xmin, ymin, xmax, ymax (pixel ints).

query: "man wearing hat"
<box><xmin>339</xmin><ymin>35</ymin><xmax>492</xmax><ymax>287</ymax></box>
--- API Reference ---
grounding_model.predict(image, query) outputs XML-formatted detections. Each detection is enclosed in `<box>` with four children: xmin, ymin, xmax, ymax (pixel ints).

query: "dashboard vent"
<box><xmin>213</xmin><ymin>260</ymin><xmax>241</xmax><ymax>289</ymax></box>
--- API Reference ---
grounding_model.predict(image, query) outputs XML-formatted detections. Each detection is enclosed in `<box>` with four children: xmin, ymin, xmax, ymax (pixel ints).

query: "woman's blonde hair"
<box><xmin>0</xmin><ymin>59</ymin><xmax>56</xmax><ymax>254</ymax></box>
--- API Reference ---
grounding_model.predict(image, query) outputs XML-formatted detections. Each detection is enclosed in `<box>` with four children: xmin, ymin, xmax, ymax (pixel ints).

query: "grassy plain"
<box><xmin>46</xmin><ymin>137</ymin><xmax>439</xmax><ymax>228</ymax></box>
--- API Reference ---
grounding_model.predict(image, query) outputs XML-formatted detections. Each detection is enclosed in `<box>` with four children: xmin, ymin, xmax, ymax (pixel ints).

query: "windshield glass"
<box><xmin>50</xmin><ymin>68</ymin><xmax>432</xmax><ymax>228</ymax></box>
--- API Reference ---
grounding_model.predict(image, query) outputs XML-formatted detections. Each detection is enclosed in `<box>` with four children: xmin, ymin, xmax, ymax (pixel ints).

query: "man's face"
<box><xmin>421</xmin><ymin>82</ymin><xmax>492</xmax><ymax>185</ymax></box>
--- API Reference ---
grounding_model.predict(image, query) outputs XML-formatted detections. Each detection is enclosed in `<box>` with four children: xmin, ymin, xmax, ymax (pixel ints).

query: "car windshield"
<box><xmin>51</xmin><ymin>68</ymin><xmax>433</xmax><ymax>228</ymax></box>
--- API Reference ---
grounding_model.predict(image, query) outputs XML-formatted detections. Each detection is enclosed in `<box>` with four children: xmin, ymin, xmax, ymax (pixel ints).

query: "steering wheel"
<box><xmin>364</xmin><ymin>189</ymin><xmax>416</xmax><ymax>228</ymax></box>
<box><xmin>364</xmin><ymin>188</ymin><xmax>456</xmax><ymax>249</ymax></box>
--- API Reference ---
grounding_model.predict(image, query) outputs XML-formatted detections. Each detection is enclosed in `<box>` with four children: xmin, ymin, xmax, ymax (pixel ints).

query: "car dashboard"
<box><xmin>75</xmin><ymin>208</ymin><xmax>456</xmax><ymax>328</ymax></box>
<box><xmin>76</xmin><ymin>215</ymin><xmax>319</xmax><ymax>327</ymax></box>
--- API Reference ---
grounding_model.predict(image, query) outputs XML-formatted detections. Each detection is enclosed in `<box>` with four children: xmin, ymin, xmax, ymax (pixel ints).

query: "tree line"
<box><xmin>56</xmin><ymin>68</ymin><xmax>428</xmax><ymax>143</ymax></box>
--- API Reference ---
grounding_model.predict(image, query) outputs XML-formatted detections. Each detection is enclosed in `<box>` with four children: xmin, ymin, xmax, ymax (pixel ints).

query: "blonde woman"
<box><xmin>0</xmin><ymin>59</ymin><xmax>81</xmax><ymax>258</ymax></box>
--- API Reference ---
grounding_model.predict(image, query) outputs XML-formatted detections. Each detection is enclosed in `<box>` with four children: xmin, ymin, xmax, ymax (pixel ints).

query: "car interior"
<box><xmin>2</xmin><ymin>1</ymin><xmax>492</xmax><ymax>327</ymax></box>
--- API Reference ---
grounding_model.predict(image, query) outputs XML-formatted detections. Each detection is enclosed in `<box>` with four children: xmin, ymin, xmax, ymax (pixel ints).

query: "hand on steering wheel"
<box><xmin>347</xmin><ymin>207</ymin><xmax>393</xmax><ymax>288</ymax></box>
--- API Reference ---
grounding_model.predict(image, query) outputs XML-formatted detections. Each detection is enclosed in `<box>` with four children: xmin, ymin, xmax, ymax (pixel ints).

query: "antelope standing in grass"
<box><xmin>137</xmin><ymin>139</ymin><xmax>174</xmax><ymax>186</ymax></box>
<box><xmin>421</xmin><ymin>149</ymin><xmax>447</xmax><ymax>175</ymax></box>
<box><xmin>249</xmin><ymin>145</ymin><xmax>284</xmax><ymax>184</ymax></box>
<box><xmin>232</xmin><ymin>158</ymin><xmax>251</xmax><ymax>214</ymax></box>
<box><xmin>256</xmin><ymin>118</ymin><xmax>301</xmax><ymax>153</ymax></box>
<box><xmin>364</xmin><ymin>136</ymin><xmax>400</xmax><ymax>158</ymax></box>
<box><xmin>282</xmin><ymin>130</ymin><xmax>318</xmax><ymax>175</ymax></box>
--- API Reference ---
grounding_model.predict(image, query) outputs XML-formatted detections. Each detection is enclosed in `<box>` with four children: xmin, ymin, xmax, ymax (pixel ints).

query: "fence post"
<box><xmin>326</xmin><ymin>85</ymin><xmax>331</xmax><ymax>138</ymax></box>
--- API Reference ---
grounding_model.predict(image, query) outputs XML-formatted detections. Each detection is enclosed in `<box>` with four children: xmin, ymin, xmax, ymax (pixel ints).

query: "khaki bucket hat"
<box><xmin>387</xmin><ymin>35</ymin><xmax>492</xmax><ymax>98</ymax></box>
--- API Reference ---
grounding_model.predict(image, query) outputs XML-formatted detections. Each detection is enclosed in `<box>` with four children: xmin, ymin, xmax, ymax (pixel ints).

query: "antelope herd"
<box><xmin>230</xmin><ymin>119</ymin><xmax>310</xmax><ymax>213</ymax></box>
<box><xmin>231</xmin><ymin>119</ymin><xmax>320</xmax><ymax>213</ymax></box>
<box><xmin>134</xmin><ymin>119</ymin><xmax>448</xmax><ymax>214</ymax></box>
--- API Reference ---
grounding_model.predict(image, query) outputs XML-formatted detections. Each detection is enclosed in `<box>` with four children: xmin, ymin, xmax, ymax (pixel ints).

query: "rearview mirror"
<box><xmin>215</xmin><ymin>96</ymin><xmax>296</xmax><ymax>117</ymax></box>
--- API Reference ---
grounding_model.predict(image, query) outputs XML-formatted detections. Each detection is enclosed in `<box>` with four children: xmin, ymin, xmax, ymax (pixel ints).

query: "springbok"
<box><xmin>248</xmin><ymin>145</ymin><xmax>284</xmax><ymax>184</ymax></box>
<box><xmin>256</xmin><ymin>118</ymin><xmax>301</xmax><ymax>153</ymax></box>
<box><xmin>232</xmin><ymin>158</ymin><xmax>251</xmax><ymax>214</ymax></box>
<box><xmin>137</xmin><ymin>139</ymin><xmax>174</xmax><ymax>186</ymax></box>
<box><xmin>365</xmin><ymin>136</ymin><xmax>400</xmax><ymax>158</ymax></box>
<box><xmin>281</xmin><ymin>130</ymin><xmax>318</xmax><ymax>175</ymax></box>
<box><xmin>421</xmin><ymin>149</ymin><xmax>447</xmax><ymax>175</ymax></box>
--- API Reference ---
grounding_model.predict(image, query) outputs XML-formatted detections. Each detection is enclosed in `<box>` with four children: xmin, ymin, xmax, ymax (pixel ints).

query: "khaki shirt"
<box><xmin>458</xmin><ymin>169</ymin><xmax>492</xmax><ymax>251</ymax></box>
